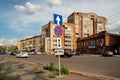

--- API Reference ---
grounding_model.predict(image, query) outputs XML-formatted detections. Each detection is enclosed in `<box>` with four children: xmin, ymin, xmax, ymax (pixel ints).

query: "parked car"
<box><xmin>54</xmin><ymin>49</ymin><xmax>74</xmax><ymax>58</ymax></box>
<box><xmin>60</xmin><ymin>52</ymin><xmax>73</xmax><ymax>57</ymax></box>
<box><xmin>10</xmin><ymin>51</ymin><xmax>19</xmax><ymax>56</ymax></box>
<box><xmin>36</xmin><ymin>52</ymin><xmax>41</xmax><ymax>55</ymax></box>
<box><xmin>29</xmin><ymin>51</ymin><xmax>35</xmax><ymax>55</ymax></box>
<box><xmin>102</xmin><ymin>51</ymin><xmax>113</xmax><ymax>57</ymax></box>
<box><xmin>16</xmin><ymin>52</ymin><xmax>29</xmax><ymax>58</ymax></box>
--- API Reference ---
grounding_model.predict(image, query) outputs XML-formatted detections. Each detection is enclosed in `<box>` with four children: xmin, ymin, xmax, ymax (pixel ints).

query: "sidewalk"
<box><xmin>0</xmin><ymin>57</ymin><xmax>100</xmax><ymax>80</ymax></box>
<box><xmin>1</xmin><ymin>57</ymin><xmax>117</xmax><ymax>80</ymax></box>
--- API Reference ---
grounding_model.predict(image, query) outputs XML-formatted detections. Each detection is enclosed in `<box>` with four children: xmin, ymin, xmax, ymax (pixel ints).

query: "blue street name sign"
<box><xmin>53</xmin><ymin>14</ymin><xmax>63</xmax><ymax>26</ymax></box>
<box><xmin>88</xmin><ymin>46</ymin><xmax>96</xmax><ymax>48</ymax></box>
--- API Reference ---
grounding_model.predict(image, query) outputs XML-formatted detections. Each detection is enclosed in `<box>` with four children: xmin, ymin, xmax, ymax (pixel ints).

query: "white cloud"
<box><xmin>14</xmin><ymin>2</ymin><xmax>42</xmax><ymax>14</ymax></box>
<box><xmin>48</xmin><ymin>0</ymin><xmax>62</xmax><ymax>7</ymax></box>
<box><xmin>108</xmin><ymin>23</ymin><xmax>120</xmax><ymax>34</ymax></box>
<box><xmin>14</xmin><ymin>5</ymin><xmax>26</xmax><ymax>12</ymax></box>
<box><xmin>117</xmin><ymin>20</ymin><xmax>120</xmax><ymax>24</ymax></box>
<box><xmin>2</xmin><ymin>38</ymin><xmax>18</xmax><ymax>46</ymax></box>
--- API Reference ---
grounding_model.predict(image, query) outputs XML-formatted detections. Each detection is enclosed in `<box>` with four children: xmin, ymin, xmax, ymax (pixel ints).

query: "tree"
<box><xmin>7</xmin><ymin>46</ymin><xmax>18</xmax><ymax>52</ymax></box>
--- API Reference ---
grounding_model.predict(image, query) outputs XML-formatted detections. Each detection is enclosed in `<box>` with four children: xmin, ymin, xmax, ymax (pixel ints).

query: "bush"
<box><xmin>0</xmin><ymin>66</ymin><xmax>4</xmax><ymax>71</ymax></box>
<box><xmin>43</xmin><ymin>64</ymin><xmax>49</xmax><ymax>70</ymax></box>
<box><xmin>34</xmin><ymin>70</ymin><xmax>44</xmax><ymax>74</ymax></box>
<box><xmin>48</xmin><ymin>73</ymin><xmax>56</xmax><ymax>78</ymax></box>
<box><xmin>0</xmin><ymin>73</ymin><xmax>20</xmax><ymax>80</ymax></box>
<box><xmin>61</xmin><ymin>64</ymin><xmax>69</xmax><ymax>74</ymax></box>
<box><xmin>44</xmin><ymin>62</ymin><xmax>56</xmax><ymax>72</ymax></box>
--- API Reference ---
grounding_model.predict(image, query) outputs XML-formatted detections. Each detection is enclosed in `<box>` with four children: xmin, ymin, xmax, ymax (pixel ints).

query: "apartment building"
<box><xmin>77</xmin><ymin>31</ymin><xmax>120</xmax><ymax>54</ymax></box>
<box><xmin>41</xmin><ymin>21</ymin><xmax>76</xmax><ymax>54</ymax></box>
<box><xmin>18</xmin><ymin>34</ymin><xmax>41</xmax><ymax>52</ymax></box>
<box><xmin>67</xmin><ymin>12</ymin><xmax>107</xmax><ymax>39</ymax></box>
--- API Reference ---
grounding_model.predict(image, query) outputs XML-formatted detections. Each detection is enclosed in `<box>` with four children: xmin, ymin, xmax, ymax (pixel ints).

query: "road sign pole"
<box><xmin>58</xmin><ymin>55</ymin><xmax>61</xmax><ymax>77</ymax></box>
<box><xmin>53</xmin><ymin>13</ymin><xmax>63</xmax><ymax>77</ymax></box>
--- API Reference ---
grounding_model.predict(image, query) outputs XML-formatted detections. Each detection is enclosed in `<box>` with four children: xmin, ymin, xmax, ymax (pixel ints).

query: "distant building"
<box><xmin>67</xmin><ymin>12</ymin><xmax>107</xmax><ymax>39</ymax></box>
<box><xmin>18</xmin><ymin>34</ymin><xmax>41</xmax><ymax>52</ymax></box>
<box><xmin>77</xmin><ymin>31</ymin><xmax>120</xmax><ymax>54</ymax></box>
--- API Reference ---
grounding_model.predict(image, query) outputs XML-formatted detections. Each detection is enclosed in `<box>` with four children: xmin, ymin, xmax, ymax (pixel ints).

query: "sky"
<box><xmin>0</xmin><ymin>0</ymin><xmax>120</xmax><ymax>45</ymax></box>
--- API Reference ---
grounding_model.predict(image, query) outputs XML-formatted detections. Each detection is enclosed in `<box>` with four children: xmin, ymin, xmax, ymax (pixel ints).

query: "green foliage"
<box><xmin>44</xmin><ymin>62</ymin><xmax>69</xmax><ymax>79</ymax></box>
<box><xmin>0</xmin><ymin>73</ymin><xmax>20</xmax><ymax>80</ymax></box>
<box><xmin>7</xmin><ymin>46</ymin><xmax>18</xmax><ymax>52</ymax></box>
<box><xmin>48</xmin><ymin>73</ymin><xmax>56</xmax><ymax>78</ymax></box>
<box><xmin>0</xmin><ymin>46</ymin><xmax>6</xmax><ymax>51</ymax></box>
<box><xmin>61</xmin><ymin>64</ymin><xmax>69</xmax><ymax>74</ymax></box>
<box><xmin>34</xmin><ymin>70</ymin><xmax>44</xmax><ymax>74</ymax></box>
<box><xmin>0</xmin><ymin>66</ymin><xmax>20</xmax><ymax>80</ymax></box>
<box><xmin>44</xmin><ymin>62</ymin><xmax>56</xmax><ymax>72</ymax></box>
<box><xmin>0</xmin><ymin>66</ymin><xmax>4</xmax><ymax>71</ymax></box>
<box><xmin>43</xmin><ymin>64</ymin><xmax>49</xmax><ymax>70</ymax></box>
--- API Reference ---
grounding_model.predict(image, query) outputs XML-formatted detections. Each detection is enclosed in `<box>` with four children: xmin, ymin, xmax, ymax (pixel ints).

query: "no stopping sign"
<box><xmin>54</xmin><ymin>26</ymin><xmax>63</xmax><ymax>37</ymax></box>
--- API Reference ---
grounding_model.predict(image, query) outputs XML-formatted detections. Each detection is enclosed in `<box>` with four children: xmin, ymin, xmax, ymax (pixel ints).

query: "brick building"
<box><xmin>77</xmin><ymin>31</ymin><xmax>120</xmax><ymax>54</ymax></box>
<box><xmin>67</xmin><ymin>12</ymin><xmax>107</xmax><ymax>39</ymax></box>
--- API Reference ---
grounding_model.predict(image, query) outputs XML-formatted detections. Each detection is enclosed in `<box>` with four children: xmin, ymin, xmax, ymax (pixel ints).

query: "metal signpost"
<box><xmin>53</xmin><ymin>13</ymin><xmax>63</xmax><ymax>77</ymax></box>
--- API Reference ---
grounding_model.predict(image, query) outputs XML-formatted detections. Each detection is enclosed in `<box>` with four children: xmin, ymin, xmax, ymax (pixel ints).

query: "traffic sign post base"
<box><xmin>58</xmin><ymin>55</ymin><xmax>61</xmax><ymax>77</ymax></box>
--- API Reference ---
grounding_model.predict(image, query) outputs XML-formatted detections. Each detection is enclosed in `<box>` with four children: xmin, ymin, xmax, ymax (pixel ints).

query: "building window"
<box><xmin>101</xmin><ymin>38</ymin><xmax>104</xmax><ymax>45</ymax></box>
<box><xmin>96</xmin><ymin>40</ymin><xmax>99</xmax><ymax>45</ymax></box>
<box><xmin>93</xmin><ymin>40</ymin><xmax>95</xmax><ymax>45</ymax></box>
<box><xmin>90</xmin><ymin>40</ymin><xmax>92</xmax><ymax>45</ymax></box>
<box><xmin>84</xmin><ymin>26</ymin><xmax>87</xmax><ymax>28</ymax></box>
<box><xmin>75</xmin><ymin>16</ymin><xmax>78</xmax><ymax>25</ymax></box>
<box><xmin>83</xmin><ymin>42</ymin><xmax>85</xmax><ymax>47</ymax></box>
<box><xmin>97</xmin><ymin>20</ymin><xmax>103</xmax><ymax>24</ymax></box>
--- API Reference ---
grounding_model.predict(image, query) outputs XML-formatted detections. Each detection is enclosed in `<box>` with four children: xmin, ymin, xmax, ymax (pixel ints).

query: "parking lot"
<box><xmin>0</xmin><ymin>54</ymin><xmax>120</xmax><ymax>79</ymax></box>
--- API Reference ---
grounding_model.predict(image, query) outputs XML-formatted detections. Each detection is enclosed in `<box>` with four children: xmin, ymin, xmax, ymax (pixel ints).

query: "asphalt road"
<box><xmin>1</xmin><ymin>54</ymin><xmax>120</xmax><ymax>79</ymax></box>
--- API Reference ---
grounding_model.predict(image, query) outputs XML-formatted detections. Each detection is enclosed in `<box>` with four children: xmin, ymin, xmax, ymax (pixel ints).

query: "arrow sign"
<box><xmin>53</xmin><ymin>14</ymin><xmax>63</xmax><ymax>26</ymax></box>
<box><xmin>56</xmin><ymin>16</ymin><xmax>60</xmax><ymax>25</ymax></box>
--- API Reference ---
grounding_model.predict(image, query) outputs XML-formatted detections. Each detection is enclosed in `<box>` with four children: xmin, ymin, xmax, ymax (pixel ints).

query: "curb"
<box><xmin>70</xmin><ymin>70</ymin><xmax>116</xmax><ymax>80</ymax></box>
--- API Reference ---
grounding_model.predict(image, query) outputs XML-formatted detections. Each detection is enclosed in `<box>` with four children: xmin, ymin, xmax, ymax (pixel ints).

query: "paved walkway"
<box><xmin>0</xmin><ymin>55</ymin><xmax>120</xmax><ymax>80</ymax></box>
<box><xmin>0</xmin><ymin>57</ymin><xmax>99</xmax><ymax>80</ymax></box>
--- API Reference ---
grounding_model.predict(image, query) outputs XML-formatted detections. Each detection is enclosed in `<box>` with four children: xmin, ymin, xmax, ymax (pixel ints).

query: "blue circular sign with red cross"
<box><xmin>54</xmin><ymin>26</ymin><xmax>63</xmax><ymax>37</ymax></box>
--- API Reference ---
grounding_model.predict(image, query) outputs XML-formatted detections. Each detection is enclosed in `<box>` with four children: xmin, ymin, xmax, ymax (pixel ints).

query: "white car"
<box><xmin>102</xmin><ymin>51</ymin><xmax>113</xmax><ymax>57</ymax></box>
<box><xmin>16</xmin><ymin>52</ymin><xmax>29</xmax><ymax>58</ymax></box>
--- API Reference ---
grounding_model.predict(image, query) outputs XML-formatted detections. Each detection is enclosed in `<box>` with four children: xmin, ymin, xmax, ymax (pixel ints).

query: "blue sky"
<box><xmin>0</xmin><ymin>0</ymin><xmax>120</xmax><ymax>45</ymax></box>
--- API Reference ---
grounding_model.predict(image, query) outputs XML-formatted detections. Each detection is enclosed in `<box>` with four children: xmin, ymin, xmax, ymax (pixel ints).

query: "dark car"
<box><xmin>60</xmin><ymin>52</ymin><xmax>73</xmax><ymax>57</ymax></box>
<box><xmin>55</xmin><ymin>50</ymin><xmax>74</xmax><ymax>58</ymax></box>
<box><xmin>10</xmin><ymin>51</ymin><xmax>19</xmax><ymax>56</ymax></box>
<box><xmin>102</xmin><ymin>51</ymin><xmax>113</xmax><ymax>57</ymax></box>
